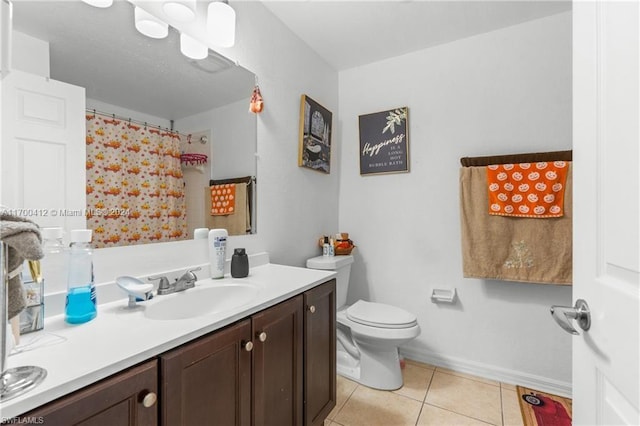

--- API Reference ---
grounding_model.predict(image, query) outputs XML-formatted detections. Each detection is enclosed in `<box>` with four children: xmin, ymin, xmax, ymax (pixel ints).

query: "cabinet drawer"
<box><xmin>25</xmin><ymin>360</ymin><xmax>158</xmax><ymax>426</ymax></box>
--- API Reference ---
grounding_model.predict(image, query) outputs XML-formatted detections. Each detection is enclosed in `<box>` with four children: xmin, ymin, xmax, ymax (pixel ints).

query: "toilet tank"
<box><xmin>306</xmin><ymin>255</ymin><xmax>354</xmax><ymax>308</ymax></box>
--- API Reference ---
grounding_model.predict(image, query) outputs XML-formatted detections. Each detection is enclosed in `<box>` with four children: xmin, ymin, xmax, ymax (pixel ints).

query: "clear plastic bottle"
<box><xmin>40</xmin><ymin>227</ymin><xmax>66</xmax><ymax>295</ymax></box>
<box><xmin>65</xmin><ymin>229</ymin><xmax>97</xmax><ymax>324</ymax></box>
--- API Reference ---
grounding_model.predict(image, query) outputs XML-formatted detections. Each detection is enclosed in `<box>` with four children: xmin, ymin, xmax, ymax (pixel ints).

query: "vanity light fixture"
<box><xmin>180</xmin><ymin>33</ymin><xmax>208</xmax><ymax>60</ymax></box>
<box><xmin>81</xmin><ymin>0</ymin><xmax>113</xmax><ymax>8</ymax></box>
<box><xmin>134</xmin><ymin>6</ymin><xmax>169</xmax><ymax>39</ymax></box>
<box><xmin>162</xmin><ymin>0</ymin><xmax>196</xmax><ymax>22</ymax></box>
<box><xmin>207</xmin><ymin>0</ymin><xmax>236</xmax><ymax>48</ymax></box>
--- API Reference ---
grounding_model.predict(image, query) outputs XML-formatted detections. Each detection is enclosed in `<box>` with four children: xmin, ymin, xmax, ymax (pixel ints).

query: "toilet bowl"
<box><xmin>306</xmin><ymin>255</ymin><xmax>420</xmax><ymax>390</ymax></box>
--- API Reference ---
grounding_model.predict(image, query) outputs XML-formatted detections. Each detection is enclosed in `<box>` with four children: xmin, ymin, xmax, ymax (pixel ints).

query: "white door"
<box><xmin>571</xmin><ymin>1</ymin><xmax>640</xmax><ymax>424</ymax></box>
<box><xmin>1</xmin><ymin>70</ymin><xmax>86</xmax><ymax>233</ymax></box>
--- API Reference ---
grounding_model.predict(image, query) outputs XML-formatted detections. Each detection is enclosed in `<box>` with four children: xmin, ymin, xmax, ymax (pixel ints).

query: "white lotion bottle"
<box><xmin>208</xmin><ymin>229</ymin><xmax>228</xmax><ymax>279</ymax></box>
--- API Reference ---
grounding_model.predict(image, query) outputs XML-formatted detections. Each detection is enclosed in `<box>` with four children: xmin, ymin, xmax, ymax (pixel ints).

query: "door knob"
<box><xmin>550</xmin><ymin>299</ymin><xmax>591</xmax><ymax>335</ymax></box>
<box><xmin>308</xmin><ymin>305</ymin><xmax>316</xmax><ymax>314</ymax></box>
<box><xmin>257</xmin><ymin>331</ymin><xmax>267</xmax><ymax>342</ymax></box>
<box><xmin>243</xmin><ymin>341</ymin><xmax>253</xmax><ymax>352</ymax></box>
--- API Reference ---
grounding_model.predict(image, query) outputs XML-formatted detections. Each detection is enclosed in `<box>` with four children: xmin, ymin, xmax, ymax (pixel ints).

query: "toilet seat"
<box><xmin>346</xmin><ymin>300</ymin><xmax>417</xmax><ymax>329</ymax></box>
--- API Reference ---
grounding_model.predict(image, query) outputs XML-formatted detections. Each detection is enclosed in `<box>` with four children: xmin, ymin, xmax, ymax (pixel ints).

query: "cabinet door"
<box><xmin>160</xmin><ymin>319</ymin><xmax>252</xmax><ymax>426</ymax></box>
<box><xmin>25</xmin><ymin>360</ymin><xmax>158</xmax><ymax>426</ymax></box>
<box><xmin>252</xmin><ymin>295</ymin><xmax>303</xmax><ymax>426</ymax></box>
<box><xmin>304</xmin><ymin>280</ymin><xmax>336</xmax><ymax>426</ymax></box>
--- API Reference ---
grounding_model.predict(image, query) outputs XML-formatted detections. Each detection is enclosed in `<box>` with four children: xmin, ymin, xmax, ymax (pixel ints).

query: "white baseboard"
<box><xmin>399</xmin><ymin>346</ymin><xmax>572</xmax><ymax>398</ymax></box>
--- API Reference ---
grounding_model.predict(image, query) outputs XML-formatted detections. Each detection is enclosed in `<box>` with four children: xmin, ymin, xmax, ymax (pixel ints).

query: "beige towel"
<box><xmin>205</xmin><ymin>183</ymin><xmax>250</xmax><ymax>235</ymax></box>
<box><xmin>0</xmin><ymin>209</ymin><xmax>44</xmax><ymax>318</ymax></box>
<box><xmin>459</xmin><ymin>165</ymin><xmax>572</xmax><ymax>285</ymax></box>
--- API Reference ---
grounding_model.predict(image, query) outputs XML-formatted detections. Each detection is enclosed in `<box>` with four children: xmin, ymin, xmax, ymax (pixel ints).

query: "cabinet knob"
<box><xmin>258</xmin><ymin>331</ymin><xmax>267</xmax><ymax>342</ymax></box>
<box><xmin>308</xmin><ymin>305</ymin><xmax>316</xmax><ymax>314</ymax></box>
<box><xmin>141</xmin><ymin>391</ymin><xmax>157</xmax><ymax>408</ymax></box>
<box><xmin>243</xmin><ymin>340</ymin><xmax>254</xmax><ymax>352</ymax></box>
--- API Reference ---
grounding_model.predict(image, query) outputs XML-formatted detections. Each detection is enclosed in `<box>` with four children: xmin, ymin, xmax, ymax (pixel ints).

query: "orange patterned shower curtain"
<box><xmin>85</xmin><ymin>112</ymin><xmax>187</xmax><ymax>248</ymax></box>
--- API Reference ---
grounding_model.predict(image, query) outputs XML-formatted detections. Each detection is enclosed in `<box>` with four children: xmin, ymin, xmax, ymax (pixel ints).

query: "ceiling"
<box><xmin>262</xmin><ymin>0</ymin><xmax>572</xmax><ymax>71</ymax></box>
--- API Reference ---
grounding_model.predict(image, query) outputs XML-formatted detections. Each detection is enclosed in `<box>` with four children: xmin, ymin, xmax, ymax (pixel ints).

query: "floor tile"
<box><xmin>393</xmin><ymin>363</ymin><xmax>435</xmax><ymax>401</ymax></box>
<box><xmin>501</xmin><ymin>382</ymin><xmax>517</xmax><ymax>391</ymax></box>
<box><xmin>425</xmin><ymin>371</ymin><xmax>502</xmax><ymax>425</ymax></box>
<box><xmin>334</xmin><ymin>385</ymin><xmax>423</xmax><ymax>426</ymax></box>
<box><xmin>435</xmin><ymin>367</ymin><xmax>500</xmax><ymax>386</ymax></box>
<box><xmin>404</xmin><ymin>358</ymin><xmax>437</xmax><ymax>370</ymax></box>
<box><xmin>501</xmin><ymin>388</ymin><xmax>524</xmax><ymax>426</ymax></box>
<box><xmin>327</xmin><ymin>375</ymin><xmax>359</xmax><ymax>420</ymax></box>
<box><xmin>417</xmin><ymin>404</ymin><xmax>492</xmax><ymax>425</ymax></box>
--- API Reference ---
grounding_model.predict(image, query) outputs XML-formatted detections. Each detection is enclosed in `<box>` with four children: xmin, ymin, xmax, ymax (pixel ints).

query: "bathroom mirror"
<box><xmin>10</xmin><ymin>0</ymin><xmax>258</xmax><ymax>245</ymax></box>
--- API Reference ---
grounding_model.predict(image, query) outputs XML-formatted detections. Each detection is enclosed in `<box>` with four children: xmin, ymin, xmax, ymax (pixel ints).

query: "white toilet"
<box><xmin>306</xmin><ymin>255</ymin><xmax>420</xmax><ymax>390</ymax></box>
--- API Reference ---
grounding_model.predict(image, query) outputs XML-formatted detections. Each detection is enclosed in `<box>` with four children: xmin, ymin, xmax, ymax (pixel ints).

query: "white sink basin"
<box><xmin>144</xmin><ymin>282</ymin><xmax>260</xmax><ymax>320</ymax></box>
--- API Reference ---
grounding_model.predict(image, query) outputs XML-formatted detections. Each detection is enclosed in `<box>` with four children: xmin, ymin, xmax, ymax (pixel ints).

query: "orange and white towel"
<box><xmin>210</xmin><ymin>183</ymin><xmax>236</xmax><ymax>216</ymax></box>
<box><xmin>486</xmin><ymin>161</ymin><xmax>569</xmax><ymax>218</ymax></box>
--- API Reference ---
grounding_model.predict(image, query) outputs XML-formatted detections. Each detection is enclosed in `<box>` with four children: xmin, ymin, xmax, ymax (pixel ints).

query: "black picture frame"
<box><xmin>359</xmin><ymin>107</ymin><xmax>409</xmax><ymax>175</ymax></box>
<box><xmin>298</xmin><ymin>94</ymin><xmax>332</xmax><ymax>174</ymax></box>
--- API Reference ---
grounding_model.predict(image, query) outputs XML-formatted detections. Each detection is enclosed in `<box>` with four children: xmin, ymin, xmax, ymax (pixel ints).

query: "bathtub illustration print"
<box><xmin>298</xmin><ymin>94</ymin><xmax>332</xmax><ymax>174</ymax></box>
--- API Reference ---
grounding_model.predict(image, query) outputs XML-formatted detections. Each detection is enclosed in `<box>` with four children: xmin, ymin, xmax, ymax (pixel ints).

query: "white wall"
<box><xmin>338</xmin><ymin>12</ymin><xmax>573</xmax><ymax>393</ymax></box>
<box><xmin>175</xmin><ymin>97</ymin><xmax>256</xmax><ymax>181</ymax></box>
<box><xmin>11</xmin><ymin>30</ymin><xmax>49</xmax><ymax>77</ymax></box>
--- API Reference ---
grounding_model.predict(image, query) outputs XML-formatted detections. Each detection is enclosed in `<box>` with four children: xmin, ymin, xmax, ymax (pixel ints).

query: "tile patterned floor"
<box><xmin>326</xmin><ymin>360</ymin><xmax>525</xmax><ymax>426</ymax></box>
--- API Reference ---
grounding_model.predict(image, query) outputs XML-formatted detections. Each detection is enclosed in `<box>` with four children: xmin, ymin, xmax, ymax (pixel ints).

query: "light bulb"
<box><xmin>162</xmin><ymin>1</ymin><xmax>196</xmax><ymax>22</ymax></box>
<box><xmin>81</xmin><ymin>0</ymin><xmax>113</xmax><ymax>7</ymax></box>
<box><xmin>207</xmin><ymin>1</ymin><xmax>236</xmax><ymax>48</ymax></box>
<box><xmin>134</xmin><ymin>7</ymin><xmax>169</xmax><ymax>39</ymax></box>
<box><xmin>180</xmin><ymin>33</ymin><xmax>208</xmax><ymax>60</ymax></box>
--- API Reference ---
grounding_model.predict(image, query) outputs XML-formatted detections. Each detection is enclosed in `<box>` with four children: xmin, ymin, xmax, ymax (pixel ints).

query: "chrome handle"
<box><xmin>550</xmin><ymin>299</ymin><xmax>591</xmax><ymax>335</ymax></box>
<box><xmin>258</xmin><ymin>332</ymin><xmax>267</xmax><ymax>342</ymax></box>
<box><xmin>141</xmin><ymin>391</ymin><xmax>157</xmax><ymax>408</ymax></box>
<box><xmin>308</xmin><ymin>305</ymin><xmax>316</xmax><ymax>314</ymax></box>
<box><xmin>184</xmin><ymin>267</ymin><xmax>201</xmax><ymax>281</ymax></box>
<box><xmin>148</xmin><ymin>275</ymin><xmax>170</xmax><ymax>288</ymax></box>
<box><xmin>243</xmin><ymin>341</ymin><xmax>253</xmax><ymax>352</ymax></box>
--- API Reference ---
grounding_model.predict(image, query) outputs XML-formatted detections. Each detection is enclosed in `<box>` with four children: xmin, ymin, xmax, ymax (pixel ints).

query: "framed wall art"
<box><xmin>298</xmin><ymin>94</ymin><xmax>332</xmax><ymax>174</ymax></box>
<box><xmin>359</xmin><ymin>107</ymin><xmax>409</xmax><ymax>175</ymax></box>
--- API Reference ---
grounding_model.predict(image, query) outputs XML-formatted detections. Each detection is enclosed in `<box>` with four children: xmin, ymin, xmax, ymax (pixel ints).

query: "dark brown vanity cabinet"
<box><xmin>160</xmin><ymin>280</ymin><xmax>336</xmax><ymax>426</ymax></box>
<box><xmin>252</xmin><ymin>294</ymin><xmax>304</xmax><ymax>426</ymax></box>
<box><xmin>24</xmin><ymin>360</ymin><xmax>159</xmax><ymax>426</ymax></box>
<box><xmin>160</xmin><ymin>319</ymin><xmax>253</xmax><ymax>426</ymax></box>
<box><xmin>16</xmin><ymin>279</ymin><xmax>336</xmax><ymax>426</ymax></box>
<box><xmin>303</xmin><ymin>279</ymin><xmax>337</xmax><ymax>426</ymax></box>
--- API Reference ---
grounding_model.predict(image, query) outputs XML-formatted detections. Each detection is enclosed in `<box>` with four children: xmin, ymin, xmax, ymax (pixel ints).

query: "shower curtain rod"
<box><xmin>86</xmin><ymin>109</ymin><xmax>190</xmax><ymax>138</ymax></box>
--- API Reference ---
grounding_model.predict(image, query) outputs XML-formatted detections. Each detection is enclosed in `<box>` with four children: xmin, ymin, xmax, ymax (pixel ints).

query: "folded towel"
<box><xmin>459</xmin><ymin>166</ymin><xmax>572</xmax><ymax>285</ymax></box>
<box><xmin>205</xmin><ymin>183</ymin><xmax>250</xmax><ymax>235</ymax></box>
<box><xmin>210</xmin><ymin>183</ymin><xmax>236</xmax><ymax>216</ymax></box>
<box><xmin>486</xmin><ymin>161</ymin><xmax>569</xmax><ymax>218</ymax></box>
<box><xmin>0</xmin><ymin>208</ymin><xmax>44</xmax><ymax>319</ymax></box>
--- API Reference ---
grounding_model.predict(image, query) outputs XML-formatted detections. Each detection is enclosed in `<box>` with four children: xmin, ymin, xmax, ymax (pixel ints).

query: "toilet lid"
<box><xmin>346</xmin><ymin>300</ymin><xmax>417</xmax><ymax>329</ymax></box>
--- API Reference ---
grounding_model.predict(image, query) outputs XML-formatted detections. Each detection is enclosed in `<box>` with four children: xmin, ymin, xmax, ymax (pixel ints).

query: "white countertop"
<box><xmin>1</xmin><ymin>261</ymin><xmax>335</xmax><ymax>420</ymax></box>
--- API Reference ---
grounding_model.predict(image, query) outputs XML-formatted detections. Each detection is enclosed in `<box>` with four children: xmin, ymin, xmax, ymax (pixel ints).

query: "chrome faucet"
<box><xmin>149</xmin><ymin>267</ymin><xmax>201</xmax><ymax>296</ymax></box>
